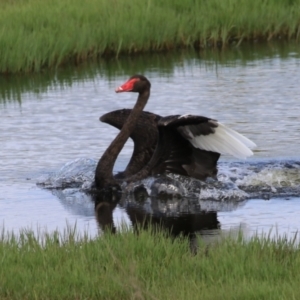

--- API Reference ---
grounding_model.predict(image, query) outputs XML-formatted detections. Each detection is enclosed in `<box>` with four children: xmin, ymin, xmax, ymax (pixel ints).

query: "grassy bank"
<box><xmin>0</xmin><ymin>0</ymin><xmax>300</xmax><ymax>73</ymax></box>
<box><xmin>1</xmin><ymin>227</ymin><xmax>300</xmax><ymax>299</ymax></box>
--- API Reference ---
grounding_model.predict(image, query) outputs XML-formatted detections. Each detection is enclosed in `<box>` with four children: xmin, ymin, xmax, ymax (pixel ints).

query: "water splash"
<box><xmin>37</xmin><ymin>158</ymin><xmax>300</xmax><ymax>200</ymax></box>
<box><xmin>37</xmin><ymin>158</ymin><xmax>96</xmax><ymax>189</ymax></box>
<box><xmin>220</xmin><ymin>160</ymin><xmax>300</xmax><ymax>199</ymax></box>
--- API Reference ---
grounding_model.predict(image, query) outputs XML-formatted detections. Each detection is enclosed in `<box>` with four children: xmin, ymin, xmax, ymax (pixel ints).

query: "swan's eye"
<box><xmin>115</xmin><ymin>78</ymin><xmax>140</xmax><ymax>93</ymax></box>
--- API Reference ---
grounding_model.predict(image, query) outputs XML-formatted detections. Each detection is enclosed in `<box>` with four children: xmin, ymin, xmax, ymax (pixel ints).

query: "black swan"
<box><xmin>95</xmin><ymin>75</ymin><xmax>256</xmax><ymax>190</ymax></box>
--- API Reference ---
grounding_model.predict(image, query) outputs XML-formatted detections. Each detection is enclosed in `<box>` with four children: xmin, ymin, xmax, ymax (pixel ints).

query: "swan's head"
<box><xmin>115</xmin><ymin>75</ymin><xmax>151</xmax><ymax>93</ymax></box>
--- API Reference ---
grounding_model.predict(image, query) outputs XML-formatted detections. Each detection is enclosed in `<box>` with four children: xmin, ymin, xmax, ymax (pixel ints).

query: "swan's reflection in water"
<box><xmin>51</xmin><ymin>187</ymin><xmax>246</xmax><ymax>252</ymax></box>
<box><xmin>90</xmin><ymin>187</ymin><xmax>247</xmax><ymax>253</ymax></box>
<box><xmin>95</xmin><ymin>196</ymin><xmax>218</xmax><ymax>253</ymax></box>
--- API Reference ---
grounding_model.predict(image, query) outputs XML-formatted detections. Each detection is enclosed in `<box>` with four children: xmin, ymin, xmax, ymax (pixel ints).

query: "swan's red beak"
<box><xmin>115</xmin><ymin>78</ymin><xmax>139</xmax><ymax>93</ymax></box>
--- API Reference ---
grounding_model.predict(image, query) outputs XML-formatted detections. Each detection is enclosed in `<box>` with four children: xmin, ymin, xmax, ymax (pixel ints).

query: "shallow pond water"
<box><xmin>1</xmin><ymin>42</ymin><xmax>300</xmax><ymax>241</ymax></box>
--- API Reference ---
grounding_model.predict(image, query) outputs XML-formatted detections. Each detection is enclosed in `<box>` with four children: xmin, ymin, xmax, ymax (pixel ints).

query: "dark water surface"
<box><xmin>1</xmin><ymin>42</ymin><xmax>300</xmax><ymax>241</ymax></box>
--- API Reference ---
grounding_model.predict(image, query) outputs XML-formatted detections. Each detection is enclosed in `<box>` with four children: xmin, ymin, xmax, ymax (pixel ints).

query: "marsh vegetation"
<box><xmin>1</xmin><ymin>0</ymin><xmax>300</xmax><ymax>72</ymax></box>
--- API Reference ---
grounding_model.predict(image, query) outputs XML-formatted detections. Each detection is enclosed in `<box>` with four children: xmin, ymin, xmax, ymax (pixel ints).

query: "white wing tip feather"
<box><xmin>218</xmin><ymin>123</ymin><xmax>257</xmax><ymax>149</ymax></box>
<box><xmin>189</xmin><ymin>122</ymin><xmax>257</xmax><ymax>159</ymax></box>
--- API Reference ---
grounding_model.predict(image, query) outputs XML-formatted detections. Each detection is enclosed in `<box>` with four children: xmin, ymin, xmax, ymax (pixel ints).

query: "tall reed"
<box><xmin>0</xmin><ymin>0</ymin><xmax>299</xmax><ymax>73</ymax></box>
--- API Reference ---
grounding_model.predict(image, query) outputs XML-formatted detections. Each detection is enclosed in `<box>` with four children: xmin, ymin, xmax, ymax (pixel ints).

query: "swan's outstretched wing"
<box><xmin>100</xmin><ymin>109</ymin><xmax>161</xmax><ymax>178</ymax></box>
<box><xmin>142</xmin><ymin>114</ymin><xmax>256</xmax><ymax>181</ymax></box>
<box><xmin>159</xmin><ymin>114</ymin><xmax>256</xmax><ymax>159</ymax></box>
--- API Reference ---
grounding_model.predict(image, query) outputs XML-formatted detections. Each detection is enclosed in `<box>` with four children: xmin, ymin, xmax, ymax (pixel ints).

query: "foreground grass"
<box><xmin>0</xmin><ymin>0</ymin><xmax>300</xmax><ymax>73</ymax></box>
<box><xmin>0</xmin><ymin>227</ymin><xmax>300</xmax><ymax>299</ymax></box>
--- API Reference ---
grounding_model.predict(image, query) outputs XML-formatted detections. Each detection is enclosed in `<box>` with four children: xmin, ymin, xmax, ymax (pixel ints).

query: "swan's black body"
<box><xmin>100</xmin><ymin>109</ymin><xmax>220</xmax><ymax>183</ymax></box>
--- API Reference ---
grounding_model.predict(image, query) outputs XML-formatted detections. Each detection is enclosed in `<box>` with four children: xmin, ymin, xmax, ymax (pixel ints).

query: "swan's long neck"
<box><xmin>95</xmin><ymin>90</ymin><xmax>150</xmax><ymax>189</ymax></box>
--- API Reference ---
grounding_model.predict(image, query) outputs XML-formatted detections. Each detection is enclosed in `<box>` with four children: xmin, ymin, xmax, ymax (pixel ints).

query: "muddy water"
<box><xmin>0</xmin><ymin>42</ymin><xmax>300</xmax><ymax>241</ymax></box>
